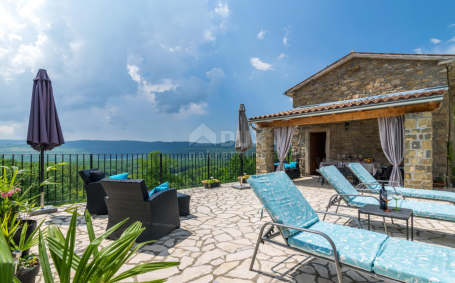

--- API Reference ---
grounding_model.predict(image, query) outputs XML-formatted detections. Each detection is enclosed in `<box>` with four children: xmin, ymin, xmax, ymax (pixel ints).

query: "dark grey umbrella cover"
<box><xmin>27</xmin><ymin>69</ymin><xmax>64</xmax><ymax>151</ymax></box>
<box><xmin>235</xmin><ymin>104</ymin><xmax>253</xmax><ymax>153</ymax></box>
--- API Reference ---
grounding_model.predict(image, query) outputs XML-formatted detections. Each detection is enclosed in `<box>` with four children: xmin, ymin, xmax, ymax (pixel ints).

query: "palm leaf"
<box><xmin>0</xmin><ymin>228</ymin><xmax>14</xmax><ymax>283</ymax></box>
<box><xmin>38</xmin><ymin>230</ymin><xmax>55</xmax><ymax>283</ymax></box>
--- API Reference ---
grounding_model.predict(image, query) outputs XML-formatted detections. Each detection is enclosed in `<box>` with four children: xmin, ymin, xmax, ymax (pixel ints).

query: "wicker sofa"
<box><xmin>273</xmin><ymin>161</ymin><xmax>300</xmax><ymax>179</ymax></box>
<box><xmin>100</xmin><ymin>178</ymin><xmax>180</xmax><ymax>243</ymax></box>
<box><xmin>78</xmin><ymin>168</ymin><xmax>108</xmax><ymax>215</ymax></box>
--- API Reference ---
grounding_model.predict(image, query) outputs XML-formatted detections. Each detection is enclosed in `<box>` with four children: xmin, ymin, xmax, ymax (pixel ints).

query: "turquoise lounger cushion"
<box><xmin>349</xmin><ymin>196</ymin><xmax>455</xmax><ymax>222</ymax></box>
<box><xmin>288</xmin><ymin>221</ymin><xmax>389</xmax><ymax>272</ymax></box>
<box><xmin>248</xmin><ymin>171</ymin><xmax>319</xmax><ymax>238</ymax></box>
<box><xmin>348</xmin><ymin>163</ymin><xmax>455</xmax><ymax>203</ymax></box>
<box><xmin>373</xmin><ymin>238</ymin><xmax>455</xmax><ymax>282</ymax></box>
<box><xmin>318</xmin><ymin>166</ymin><xmax>359</xmax><ymax>201</ymax></box>
<box><xmin>348</xmin><ymin>196</ymin><xmax>382</xmax><ymax>207</ymax></box>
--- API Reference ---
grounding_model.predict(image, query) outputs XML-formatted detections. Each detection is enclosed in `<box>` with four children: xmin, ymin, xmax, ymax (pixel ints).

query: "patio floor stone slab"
<box><xmin>30</xmin><ymin>177</ymin><xmax>455</xmax><ymax>283</ymax></box>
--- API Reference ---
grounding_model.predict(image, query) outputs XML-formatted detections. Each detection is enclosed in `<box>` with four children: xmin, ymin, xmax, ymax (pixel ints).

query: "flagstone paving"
<box><xmin>31</xmin><ymin>177</ymin><xmax>455</xmax><ymax>283</ymax></box>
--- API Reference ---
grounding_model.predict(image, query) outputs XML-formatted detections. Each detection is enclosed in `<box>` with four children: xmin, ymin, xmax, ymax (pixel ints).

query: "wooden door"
<box><xmin>309</xmin><ymin>132</ymin><xmax>326</xmax><ymax>175</ymax></box>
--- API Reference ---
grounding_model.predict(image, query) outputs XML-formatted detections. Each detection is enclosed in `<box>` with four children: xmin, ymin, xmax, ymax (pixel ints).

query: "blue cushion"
<box><xmin>288</xmin><ymin>221</ymin><xmax>389</xmax><ymax>271</ymax></box>
<box><xmin>318</xmin><ymin>166</ymin><xmax>359</xmax><ymax>201</ymax></box>
<box><xmin>248</xmin><ymin>171</ymin><xmax>319</xmax><ymax>238</ymax></box>
<box><xmin>290</xmin><ymin>162</ymin><xmax>298</xmax><ymax>169</ymax></box>
<box><xmin>348</xmin><ymin>196</ymin><xmax>455</xmax><ymax>222</ymax></box>
<box><xmin>284</xmin><ymin>163</ymin><xmax>292</xmax><ymax>169</ymax></box>
<box><xmin>373</xmin><ymin>238</ymin><xmax>455</xmax><ymax>282</ymax></box>
<box><xmin>348</xmin><ymin>163</ymin><xmax>455</xmax><ymax>203</ymax></box>
<box><xmin>149</xmin><ymin>181</ymin><xmax>169</xmax><ymax>196</ymax></box>
<box><xmin>109</xmin><ymin>173</ymin><xmax>129</xmax><ymax>179</ymax></box>
<box><xmin>274</xmin><ymin>162</ymin><xmax>279</xmax><ymax>166</ymax></box>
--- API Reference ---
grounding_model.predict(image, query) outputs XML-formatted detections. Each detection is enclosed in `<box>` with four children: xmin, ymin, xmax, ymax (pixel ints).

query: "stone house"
<box><xmin>250</xmin><ymin>52</ymin><xmax>455</xmax><ymax>190</ymax></box>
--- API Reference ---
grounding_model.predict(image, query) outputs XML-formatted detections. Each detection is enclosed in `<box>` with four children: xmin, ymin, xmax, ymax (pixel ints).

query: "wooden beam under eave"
<box><xmin>256</xmin><ymin>102</ymin><xmax>441</xmax><ymax>128</ymax></box>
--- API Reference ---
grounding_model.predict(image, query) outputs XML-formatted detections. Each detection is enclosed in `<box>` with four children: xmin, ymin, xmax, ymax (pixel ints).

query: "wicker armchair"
<box><xmin>78</xmin><ymin>168</ymin><xmax>108</xmax><ymax>215</ymax></box>
<box><xmin>100</xmin><ymin>179</ymin><xmax>180</xmax><ymax>243</ymax></box>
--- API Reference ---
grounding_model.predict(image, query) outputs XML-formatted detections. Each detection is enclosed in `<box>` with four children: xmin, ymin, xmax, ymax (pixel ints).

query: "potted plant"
<box><xmin>237</xmin><ymin>174</ymin><xmax>251</xmax><ymax>184</ymax></box>
<box><xmin>202</xmin><ymin>177</ymin><xmax>220</xmax><ymax>189</ymax></box>
<box><xmin>1</xmin><ymin>209</ymin><xmax>180</xmax><ymax>283</ymax></box>
<box><xmin>1</xmin><ymin>163</ymin><xmax>65</xmax><ymax>283</ymax></box>
<box><xmin>433</xmin><ymin>174</ymin><xmax>445</xmax><ymax>189</ymax></box>
<box><xmin>15</xmin><ymin>254</ymin><xmax>40</xmax><ymax>283</ymax></box>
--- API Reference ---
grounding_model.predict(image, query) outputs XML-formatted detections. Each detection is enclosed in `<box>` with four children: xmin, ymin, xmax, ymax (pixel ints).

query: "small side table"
<box><xmin>358</xmin><ymin>204</ymin><xmax>413</xmax><ymax>241</ymax></box>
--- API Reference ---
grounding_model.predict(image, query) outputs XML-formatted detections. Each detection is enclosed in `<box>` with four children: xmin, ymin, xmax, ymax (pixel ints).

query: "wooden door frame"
<box><xmin>305</xmin><ymin>128</ymin><xmax>330</xmax><ymax>176</ymax></box>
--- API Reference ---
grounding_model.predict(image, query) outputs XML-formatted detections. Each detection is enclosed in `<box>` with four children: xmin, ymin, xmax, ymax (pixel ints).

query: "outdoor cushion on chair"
<box><xmin>373</xmin><ymin>238</ymin><xmax>455</xmax><ymax>282</ymax></box>
<box><xmin>320</xmin><ymin>165</ymin><xmax>455</xmax><ymax>222</ymax></box>
<box><xmin>248</xmin><ymin>171</ymin><xmax>455</xmax><ymax>283</ymax></box>
<box><xmin>249</xmin><ymin>171</ymin><xmax>318</xmax><ymax>238</ymax></box>
<box><xmin>318</xmin><ymin>165</ymin><xmax>359</xmax><ymax>201</ymax></box>
<box><xmin>288</xmin><ymin>221</ymin><xmax>388</xmax><ymax>271</ymax></box>
<box><xmin>348</xmin><ymin>163</ymin><xmax>455</xmax><ymax>203</ymax></box>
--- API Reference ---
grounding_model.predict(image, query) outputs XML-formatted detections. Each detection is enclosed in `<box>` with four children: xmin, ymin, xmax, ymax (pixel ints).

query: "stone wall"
<box><xmin>291</xmin><ymin>57</ymin><xmax>451</xmax><ymax>179</ymax></box>
<box><xmin>255</xmin><ymin>127</ymin><xmax>274</xmax><ymax>174</ymax></box>
<box><xmin>291</xmin><ymin>119</ymin><xmax>389</xmax><ymax>176</ymax></box>
<box><xmin>404</xmin><ymin>112</ymin><xmax>433</xmax><ymax>190</ymax></box>
<box><xmin>293</xmin><ymin>58</ymin><xmax>446</xmax><ymax>107</ymax></box>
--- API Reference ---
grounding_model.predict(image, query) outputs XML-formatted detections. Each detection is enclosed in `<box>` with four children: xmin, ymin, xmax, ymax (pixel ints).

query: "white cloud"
<box><xmin>250</xmin><ymin>57</ymin><xmax>274</xmax><ymax>71</ymax></box>
<box><xmin>0</xmin><ymin>125</ymin><xmax>14</xmax><ymax>135</ymax></box>
<box><xmin>204</xmin><ymin>30</ymin><xmax>216</xmax><ymax>41</ymax></box>
<box><xmin>449</xmin><ymin>24</ymin><xmax>455</xmax><ymax>28</ymax></box>
<box><xmin>448</xmin><ymin>37</ymin><xmax>455</xmax><ymax>42</ymax></box>
<box><xmin>257</xmin><ymin>29</ymin><xmax>267</xmax><ymax>40</ymax></box>
<box><xmin>178</xmin><ymin>102</ymin><xmax>207</xmax><ymax>115</ymax></box>
<box><xmin>169</xmin><ymin>46</ymin><xmax>181</xmax><ymax>52</ymax></box>
<box><xmin>0</xmin><ymin>48</ymin><xmax>10</xmax><ymax>59</ymax></box>
<box><xmin>283</xmin><ymin>27</ymin><xmax>290</xmax><ymax>47</ymax></box>
<box><xmin>430</xmin><ymin>38</ymin><xmax>441</xmax><ymax>44</ymax></box>
<box><xmin>414</xmin><ymin>48</ymin><xmax>423</xmax><ymax>54</ymax></box>
<box><xmin>127</xmin><ymin>65</ymin><xmax>141</xmax><ymax>83</ymax></box>
<box><xmin>277</xmin><ymin>53</ymin><xmax>288</xmax><ymax>60</ymax></box>
<box><xmin>214</xmin><ymin>3</ymin><xmax>229</xmax><ymax>18</ymax></box>
<box><xmin>8</xmin><ymin>33</ymin><xmax>22</xmax><ymax>41</ymax></box>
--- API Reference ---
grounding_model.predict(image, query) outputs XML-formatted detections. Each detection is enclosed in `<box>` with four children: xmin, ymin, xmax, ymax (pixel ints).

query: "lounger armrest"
<box><xmin>261</xmin><ymin>222</ymin><xmax>342</xmax><ymax>266</ymax></box>
<box><xmin>315</xmin><ymin>210</ymin><xmax>362</xmax><ymax>229</ymax></box>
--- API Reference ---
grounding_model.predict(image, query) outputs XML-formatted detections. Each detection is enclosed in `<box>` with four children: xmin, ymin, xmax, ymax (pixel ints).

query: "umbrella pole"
<box><xmin>40</xmin><ymin>146</ymin><xmax>44</xmax><ymax>207</ymax></box>
<box><xmin>240</xmin><ymin>153</ymin><xmax>243</xmax><ymax>177</ymax></box>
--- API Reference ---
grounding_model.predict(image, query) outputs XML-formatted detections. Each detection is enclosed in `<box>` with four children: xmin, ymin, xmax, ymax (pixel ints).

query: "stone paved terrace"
<box><xmin>30</xmin><ymin>177</ymin><xmax>455</xmax><ymax>283</ymax></box>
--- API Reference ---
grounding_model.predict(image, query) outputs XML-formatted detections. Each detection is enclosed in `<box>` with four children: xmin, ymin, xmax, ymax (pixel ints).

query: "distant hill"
<box><xmin>0</xmin><ymin>140</ymin><xmax>256</xmax><ymax>155</ymax></box>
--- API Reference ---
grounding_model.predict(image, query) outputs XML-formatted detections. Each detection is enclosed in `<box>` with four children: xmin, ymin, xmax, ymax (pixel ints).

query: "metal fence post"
<box><xmin>90</xmin><ymin>154</ymin><xmax>93</xmax><ymax>169</ymax></box>
<box><xmin>207</xmin><ymin>153</ymin><xmax>210</xmax><ymax>178</ymax></box>
<box><xmin>160</xmin><ymin>153</ymin><xmax>163</xmax><ymax>184</ymax></box>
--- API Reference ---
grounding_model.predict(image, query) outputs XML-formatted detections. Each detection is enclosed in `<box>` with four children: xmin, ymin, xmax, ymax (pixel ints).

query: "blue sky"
<box><xmin>1</xmin><ymin>1</ymin><xmax>455</xmax><ymax>142</ymax></box>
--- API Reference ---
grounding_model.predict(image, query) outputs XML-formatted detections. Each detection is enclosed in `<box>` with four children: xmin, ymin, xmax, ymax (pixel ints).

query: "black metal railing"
<box><xmin>0</xmin><ymin>152</ymin><xmax>260</xmax><ymax>205</ymax></box>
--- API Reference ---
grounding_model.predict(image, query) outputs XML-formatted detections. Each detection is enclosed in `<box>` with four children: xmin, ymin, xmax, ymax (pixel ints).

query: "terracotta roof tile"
<box><xmin>249</xmin><ymin>89</ymin><xmax>447</xmax><ymax>121</ymax></box>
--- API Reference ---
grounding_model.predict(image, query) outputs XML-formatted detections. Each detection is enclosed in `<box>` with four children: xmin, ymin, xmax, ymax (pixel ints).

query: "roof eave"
<box><xmin>249</xmin><ymin>95</ymin><xmax>444</xmax><ymax>124</ymax></box>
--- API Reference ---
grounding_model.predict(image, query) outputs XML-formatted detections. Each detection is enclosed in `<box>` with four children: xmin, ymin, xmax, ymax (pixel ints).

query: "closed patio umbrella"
<box><xmin>235</xmin><ymin>104</ymin><xmax>253</xmax><ymax>176</ymax></box>
<box><xmin>27</xmin><ymin>69</ymin><xmax>64</xmax><ymax>208</ymax></box>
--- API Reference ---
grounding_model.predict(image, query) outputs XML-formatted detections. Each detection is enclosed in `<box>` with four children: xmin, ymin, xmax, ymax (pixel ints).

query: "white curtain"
<box><xmin>274</xmin><ymin>126</ymin><xmax>296</xmax><ymax>171</ymax></box>
<box><xmin>378</xmin><ymin>116</ymin><xmax>405</xmax><ymax>186</ymax></box>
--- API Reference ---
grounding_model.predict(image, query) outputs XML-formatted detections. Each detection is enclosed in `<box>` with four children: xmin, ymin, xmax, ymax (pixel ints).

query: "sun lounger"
<box><xmin>348</xmin><ymin>162</ymin><xmax>455</xmax><ymax>204</ymax></box>
<box><xmin>248</xmin><ymin>171</ymin><xmax>455</xmax><ymax>283</ymax></box>
<box><xmin>319</xmin><ymin>165</ymin><xmax>455</xmax><ymax>222</ymax></box>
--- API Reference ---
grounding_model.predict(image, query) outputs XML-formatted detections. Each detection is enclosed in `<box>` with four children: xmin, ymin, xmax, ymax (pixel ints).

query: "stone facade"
<box><xmin>287</xmin><ymin>57</ymin><xmax>453</xmax><ymax>184</ymax></box>
<box><xmin>404</xmin><ymin>112</ymin><xmax>433</xmax><ymax>190</ymax></box>
<box><xmin>255</xmin><ymin>127</ymin><xmax>274</xmax><ymax>174</ymax></box>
